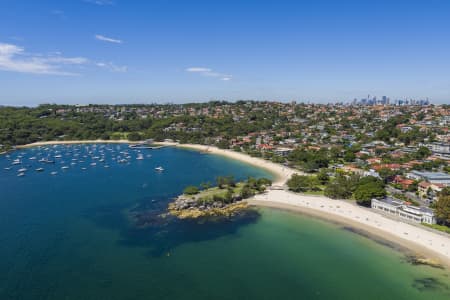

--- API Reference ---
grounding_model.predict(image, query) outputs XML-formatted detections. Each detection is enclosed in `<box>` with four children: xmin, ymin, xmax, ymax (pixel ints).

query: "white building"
<box><xmin>371</xmin><ymin>198</ymin><xmax>436</xmax><ymax>224</ymax></box>
<box><xmin>406</xmin><ymin>170</ymin><xmax>450</xmax><ymax>186</ymax></box>
<box><xmin>428</xmin><ymin>142</ymin><xmax>450</xmax><ymax>155</ymax></box>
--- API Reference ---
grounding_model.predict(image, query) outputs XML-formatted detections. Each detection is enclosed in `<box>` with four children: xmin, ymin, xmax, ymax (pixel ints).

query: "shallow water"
<box><xmin>0</xmin><ymin>145</ymin><xmax>449</xmax><ymax>299</ymax></box>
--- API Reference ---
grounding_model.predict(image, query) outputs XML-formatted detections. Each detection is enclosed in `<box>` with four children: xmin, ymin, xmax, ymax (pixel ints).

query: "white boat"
<box><xmin>61</xmin><ymin>166</ymin><xmax>69</xmax><ymax>170</ymax></box>
<box><xmin>17</xmin><ymin>172</ymin><xmax>25</xmax><ymax>177</ymax></box>
<box><xmin>155</xmin><ymin>166</ymin><xmax>164</xmax><ymax>172</ymax></box>
<box><xmin>90</xmin><ymin>162</ymin><xmax>97</xmax><ymax>166</ymax></box>
<box><xmin>136</xmin><ymin>154</ymin><xmax>144</xmax><ymax>160</ymax></box>
<box><xmin>35</xmin><ymin>168</ymin><xmax>44</xmax><ymax>172</ymax></box>
<box><xmin>18</xmin><ymin>168</ymin><xmax>27</xmax><ymax>172</ymax></box>
<box><xmin>54</xmin><ymin>155</ymin><xmax>62</xmax><ymax>158</ymax></box>
<box><xmin>81</xmin><ymin>167</ymin><xmax>87</xmax><ymax>170</ymax></box>
<box><xmin>29</xmin><ymin>157</ymin><xmax>37</xmax><ymax>160</ymax></box>
<box><xmin>51</xmin><ymin>171</ymin><xmax>58</xmax><ymax>175</ymax></box>
<box><xmin>4</xmin><ymin>167</ymin><xmax>11</xmax><ymax>170</ymax></box>
<box><xmin>12</xmin><ymin>159</ymin><xmax>21</xmax><ymax>165</ymax></box>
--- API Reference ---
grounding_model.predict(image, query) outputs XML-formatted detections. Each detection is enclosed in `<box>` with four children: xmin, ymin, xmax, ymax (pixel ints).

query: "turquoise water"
<box><xmin>0</xmin><ymin>144</ymin><xmax>449</xmax><ymax>299</ymax></box>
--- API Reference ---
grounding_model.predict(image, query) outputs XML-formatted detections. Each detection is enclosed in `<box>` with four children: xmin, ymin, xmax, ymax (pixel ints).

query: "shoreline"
<box><xmin>15</xmin><ymin>140</ymin><xmax>139</xmax><ymax>149</ymax></box>
<box><xmin>10</xmin><ymin>140</ymin><xmax>450</xmax><ymax>267</ymax></box>
<box><xmin>155</xmin><ymin>142</ymin><xmax>295</xmax><ymax>186</ymax></box>
<box><xmin>249</xmin><ymin>191</ymin><xmax>450</xmax><ymax>268</ymax></box>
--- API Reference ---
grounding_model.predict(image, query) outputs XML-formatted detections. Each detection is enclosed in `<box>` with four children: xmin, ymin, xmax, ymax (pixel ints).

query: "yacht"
<box><xmin>35</xmin><ymin>168</ymin><xmax>44</xmax><ymax>172</ymax></box>
<box><xmin>51</xmin><ymin>171</ymin><xmax>58</xmax><ymax>175</ymax></box>
<box><xmin>12</xmin><ymin>159</ymin><xmax>21</xmax><ymax>165</ymax></box>
<box><xmin>90</xmin><ymin>162</ymin><xmax>97</xmax><ymax>166</ymax></box>
<box><xmin>18</xmin><ymin>168</ymin><xmax>27</xmax><ymax>173</ymax></box>
<box><xmin>155</xmin><ymin>166</ymin><xmax>164</xmax><ymax>172</ymax></box>
<box><xmin>136</xmin><ymin>153</ymin><xmax>144</xmax><ymax>160</ymax></box>
<box><xmin>61</xmin><ymin>166</ymin><xmax>69</xmax><ymax>170</ymax></box>
<box><xmin>17</xmin><ymin>172</ymin><xmax>25</xmax><ymax>177</ymax></box>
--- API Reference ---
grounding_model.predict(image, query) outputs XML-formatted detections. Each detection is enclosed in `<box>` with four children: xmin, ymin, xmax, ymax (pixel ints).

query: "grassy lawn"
<box><xmin>185</xmin><ymin>183</ymin><xmax>245</xmax><ymax>201</ymax></box>
<box><xmin>422</xmin><ymin>223</ymin><xmax>450</xmax><ymax>234</ymax></box>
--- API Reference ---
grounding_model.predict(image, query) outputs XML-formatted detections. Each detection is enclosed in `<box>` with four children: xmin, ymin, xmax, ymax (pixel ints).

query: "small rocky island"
<box><xmin>168</xmin><ymin>176</ymin><xmax>272</xmax><ymax>219</ymax></box>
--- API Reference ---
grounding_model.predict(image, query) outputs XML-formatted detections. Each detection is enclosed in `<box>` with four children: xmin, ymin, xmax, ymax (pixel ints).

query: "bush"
<box><xmin>183</xmin><ymin>186</ymin><xmax>199</xmax><ymax>195</ymax></box>
<box><xmin>287</xmin><ymin>174</ymin><xmax>319</xmax><ymax>193</ymax></box>
<box><xmin>240</xmin><ymin>186</ymin><xmax>255</xmax><ymax>199</ymax></box>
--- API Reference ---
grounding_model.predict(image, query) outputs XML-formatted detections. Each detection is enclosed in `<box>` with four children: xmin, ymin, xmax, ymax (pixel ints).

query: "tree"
<box><xmin>344</xmin><ymin>150</ymin><xmax>356</xmax><ymax>162</ymax></box>
<box><xmin>324</xmin><ymin>175</ymin><xmax>356</xmax><ymax>199</ymax></box>
<box><xmin>317</xmin><ymin>169</ymin><xmax>330</xmax><ymax>184</ymax></box>
<box><xmin>413</xmin><ymin>146</ymin><xmax>431</xmax><ymax>159</ymax></box>
<box><xmin>183</xmin><ymin>186</ymin><xmax>199</xmax><ymax>195</ymax></box>
<box><xmin>435</xmin><ymin>195</ymin><xmax>450</xmax><ymax>226</ymax></box>
<box><xmin>127</xmin><ymin>132</ymin><xmax>142</xmax><ymax>141</ymax></box>
<box><xmin>353</xmin><ymin>182</ymin><xmax>386</xmax><ymax>207</ymax></box>
<box><xmin>240</xmin><ymin>186</ymin><xmax>255</xmax><ymax>199</ymax></box>
<box><xmin>287</xmin><ymin>174</ymin><xmax>318</xmax><ymax>193</ymax></box>
<box><xmin>224</xmin><ymin>188</ymin><xmax>234</xmax><ymax>204</ymax></box>
<box><xmin>200</xmin><ymin>182</ymin><xmax>212</xmax><ymax>190</ymax></box>
<box><xmin>378</xmin><ymin>168</ymin><xmax>399</xmax><ymax>184</ymax></box>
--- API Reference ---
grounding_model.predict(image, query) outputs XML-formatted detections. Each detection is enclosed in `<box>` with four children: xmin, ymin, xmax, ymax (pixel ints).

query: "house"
<box><xmin>418</xmin><ymin>181</ymin><xmax>445</xmax><ymax>198</ymax></box>
<box><xmin>273</xmin><ymin>147</ymin><xmax>293</xmax><ymax>157</ymax></box>
<box><xmin>393</xmin><ymin>175</ymin><xmax>415</xmax><ymax>190</ymax></box>
<box><xmin>428</xmin><ymin>142</ymin><xmax>450</xmax><ymax>155</ymax></box>
<box><xmin>371</xmin><ymin>198</ymin><xmax>436</xmax><ymax>224</ymax></box>
<box><xmin>406</xmin><ymin>171</ymin><xmax>450</xmax><ymax>185</ymax></box>
<box><xmin>372</xmin><ymin>163</ymin><xmax>402</xmax><ymax>171</ymax></box>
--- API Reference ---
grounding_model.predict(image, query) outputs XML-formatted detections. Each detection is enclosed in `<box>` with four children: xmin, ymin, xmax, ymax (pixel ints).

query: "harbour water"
<box><xmin>0</xmin><ymin>144</ymin><xmax>449</xmax><ymax>299</ymax></box>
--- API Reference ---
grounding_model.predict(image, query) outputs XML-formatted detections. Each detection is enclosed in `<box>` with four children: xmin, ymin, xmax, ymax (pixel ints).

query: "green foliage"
<box><xmin>324</xmin><ymin>175</ymin><xmax>356</xmax><ymax>199</ymax></box>
<box><xmin>353</xmin><ymin>181</ymin><xmax>386</xmax><ymax>206</ymax></box>
<box><xmin>343</xmin><ymin>150</ymin><xmax>356</xmax><ymax>162</ymax></box>
<box><xmin>216</xmin><ymin>176</ymin><xmax>236</xmax><ymax>189</ymax></box>
<box><xmin>317</xmin><ymin>169</ymin><xmax>330</xmax><ymax>184</ymax></box>
<box><xmin>413</xmin><ymin>146</ymin><xmax>432</xmax><ymax>159</ymax></box>
<box><xmin>287</xmin><ymin>148</ymin><xmax>329</xmax><ymax>172</ymax></box>
<box><xmin>435</xmin><ymin>195</ymin><xmax>450</xmax><ymax>226</ymax></box>
<box><xmin>240</xmin><ymin>185</ymin><xmax>255</xmax><ymax>198</ymax></box>
<box><xmin>287</xmin><ymin>174</ymin><xmax>320</xmax><ymax>193</ymax></box>
<box><xmin>324</xmin><ymin>175</ymin><xmax>386</xmax><ymax>205</ymax></box>
<box><xmin>183</xmin><ymin>186</ymin><xmax>199</xmax><ymax>195</ymax></box>
<box><xmin>127</xmin><ymin>132</ymin><xmax>143</xmax><ymax>141</ymax></box>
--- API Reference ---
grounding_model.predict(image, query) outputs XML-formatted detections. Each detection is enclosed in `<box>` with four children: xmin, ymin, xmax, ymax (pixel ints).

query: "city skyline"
<box><xmin>1</xmin><ymin>0</ymin><xmax>450</xmax><ymax>105</ymax></box>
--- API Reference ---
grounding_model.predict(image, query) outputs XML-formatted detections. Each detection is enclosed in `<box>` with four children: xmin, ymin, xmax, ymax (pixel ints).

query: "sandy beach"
<box><xmin>161</xmin><ymin>143</ymin><xmax>450</xmax><ymax>267</ymax></box>
<box><xmin>13</xmin><ymin>140</ymin><xmax>450</xmax><ymax>266</ymax></box>
<box><xmin>249</xmin><ymin>190</ymin><xmax>450</xmax><ymax>267</ymax></box>
<box><xmin>157</xmin><ymin>142</ymin><xmax>295</xmax><ymax>185</ymax></box>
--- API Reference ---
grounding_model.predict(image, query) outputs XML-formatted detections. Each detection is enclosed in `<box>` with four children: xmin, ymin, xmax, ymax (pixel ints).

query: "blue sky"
<box><xmin>1</xmin><ymin>0</ymin><xmax>450</xmax><ymax>105</ymax></box>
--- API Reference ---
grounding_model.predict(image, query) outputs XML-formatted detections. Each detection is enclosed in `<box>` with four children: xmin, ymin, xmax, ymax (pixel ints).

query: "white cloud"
<box><xmin>0</xmin><ymin>42</ymin><xmax>126</xmax><ymax>76</ymax></box>
<box><xmin>95</xmin><ymin>34</ymin><xmax>123</xmax><ymax>44</ymax></box>
<box><xmin>186</xmin><ymin>67</ymin><xmax>212</xmax><ymax>73</ymax></box>
<box><xmin>0</xmin><ymin>43</ymin><xmax>88</xmax><ymax>75</ymax></box>
<box><xmin>83</xmin><ymin>0</ymin><xmax>114</xmax><ymax>5</ymax></box>
<box><xmin>185</xmin><ymin>67</ymin><xmax>232</xmax><ymax>81</ymax></box>
<box><xmin>96</xmin><ymin>62</ymin><xmax>127</xmax><ymax>72</ymax></box>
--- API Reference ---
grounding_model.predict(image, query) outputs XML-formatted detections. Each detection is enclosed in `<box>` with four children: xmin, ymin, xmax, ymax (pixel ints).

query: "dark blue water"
<box><xmin>0</xmin><ymin>144</ymin><xmax>449</xmax><ymax>300</ymax></box>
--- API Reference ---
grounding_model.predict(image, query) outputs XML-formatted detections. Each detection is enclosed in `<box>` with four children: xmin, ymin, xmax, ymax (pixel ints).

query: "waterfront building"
<box><xmin>371</xmin><ymin>198</ymin><xmax>436</xmax><ymax>224</ymax></box>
